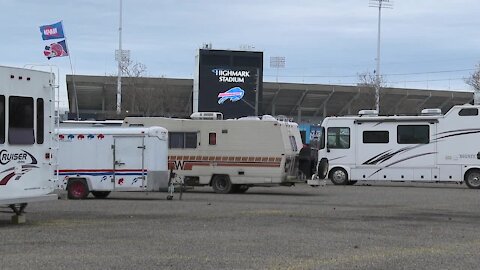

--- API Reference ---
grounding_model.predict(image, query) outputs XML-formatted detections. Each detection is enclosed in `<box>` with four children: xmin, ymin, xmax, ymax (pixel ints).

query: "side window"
<box><xmin>169</xmin><ymin>132</ymin><xmax>184</xmax><ymax>148</ymax></box>
<box><xmin>0</xmin><ymin>95</ymin><xmax>4</xmax><ymax>144</ymax></box>
<box><xmin>363</xmin><ymin>131</ymin><xmax>389</xmax><ymax>143</ymax></box>
<box><xmin>169</xmin><ymin>132</ymin><xmax>197</xmax><ymax>149</ymax></box>
<box><xmin>9</xmin><ymin>96</ymin><xmax>34</xmax><ymax>145</ymax></box>
<box><xmin>397</xmin><ymin>125</ymin><xmax>429</xmax><ymax>144</ymax></box>
<box><xmin>459</xmin><ymin>108</ymin><xmax>478</xmax><ymax>116</ymax></box>
<box><xmin>327</xmin><ymin>127</ymin><xmax>350</xmax><ymax>149</ymax></box>
<box><xmin>37</xmin><ymin>98</ymin><xmax>44</xmax><ymax>144</ymax></box>
<box><xmin>289</xmin><ymin>136</ymin><xmax>298</xmax><ymax>152</ymax></box>
<box><xmin>209</xmin><ymin>132</ymin><xmax>216</xmax><ymax>145</ymax></box>
<box><xmin>185</xmin><ymin>132</ymin><xmax>197</xmax><ymax>148</ymax></box>
<box><xmin>319</xmin><ymin>127</ymin><xmax>325</xmax><ymax>149</ymax></box>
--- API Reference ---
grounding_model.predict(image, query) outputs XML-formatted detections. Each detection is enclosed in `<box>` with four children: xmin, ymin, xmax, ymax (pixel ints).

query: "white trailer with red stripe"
<box><xmin>123</xmin><ymin>114</ymin><xmax>309</xmax><ymax>193</ymax></box>
<box><xmin>0</xmin><ymin>66</ymin><xmax>57</xmax><ymax>223</ymax></box>
<box><xmin>55</xmin><ymin>127</ymin><xmax>170</xmax><ymax>199</ymax></box>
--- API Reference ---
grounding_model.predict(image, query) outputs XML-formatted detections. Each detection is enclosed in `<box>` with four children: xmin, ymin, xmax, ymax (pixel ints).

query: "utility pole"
<box><xmin>369</xmin><ymin>0</ymin><xmax>393</xmax><ymax>113</ymax></box>
<box><xmin>270</xmin><ymin>56</ymin><xmax>286</xmax><ymax>115</ymax></box>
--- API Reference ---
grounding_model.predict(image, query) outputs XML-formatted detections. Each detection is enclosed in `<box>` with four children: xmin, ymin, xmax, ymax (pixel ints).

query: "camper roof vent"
<box><xmin>421</xmin><ymin>108</ymin><xmax>442</xmax><ymax>116</ymax></box>
<box><xmin>358</xmin><ymin>110</ymin><xmax>378</xmax><ymax>116</ymax></box>
<box><xmin>190</xmin><ymin>112</ymin><xmax>223</xmax><ymax>120</ymax></box>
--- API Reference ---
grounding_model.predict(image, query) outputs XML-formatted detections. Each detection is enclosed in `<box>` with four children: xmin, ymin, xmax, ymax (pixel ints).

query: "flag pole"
<box><xmin>61</xmin><ymin>21</ymin><xmax>80</xmax><ymax>120</ymax></box>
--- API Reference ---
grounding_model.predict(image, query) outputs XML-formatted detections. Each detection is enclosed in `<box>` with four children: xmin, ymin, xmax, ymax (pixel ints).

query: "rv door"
<box><xmin>113</xmin><ymin>137</ymin><xmax>146</xmax><ymax>190</ymax></box>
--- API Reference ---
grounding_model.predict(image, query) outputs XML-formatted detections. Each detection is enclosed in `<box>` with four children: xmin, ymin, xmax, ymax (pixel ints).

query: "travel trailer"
<box><xmin>315</xmin><ymin>104</ymin><xmax>480</xmax><ymax>189</ymax></box>
<box><xmin>123</xmin><ymin>113</ymin><xmax>311</xmax><ymax>193</ymax></box>
<box><xmin>56</xmin><ymin>127</ymin><xmax>173</xmax><ymax>199</ymax></box>
<box><xmin>0</xmin><ymin>66</ymin><xmax>57</xmax><ymax>223</ymax></box>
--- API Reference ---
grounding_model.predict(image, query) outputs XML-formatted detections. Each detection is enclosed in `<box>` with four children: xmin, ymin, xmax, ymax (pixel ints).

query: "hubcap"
<box><xmin>332</xmin><ymin>170</ymin><xmax>346</xmax><ymax>182</ymax></box>
<box><xmin>468</xmin><ymin>173</ymin><xmax>480</xmax><ymax>187</ymax></box>
<box><xmin>216</xmin><ymin>178</ymin><xmax>227</xmax><ymax>190</ymax></box>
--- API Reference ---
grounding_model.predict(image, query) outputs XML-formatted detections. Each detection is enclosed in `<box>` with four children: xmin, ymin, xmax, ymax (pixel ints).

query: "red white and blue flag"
<box><xmin>44</xmin><ymin>40</ymin><xmax>68</xmax><ymax>60</ymax></box>
<box><xmin>39</xmin><ymin>21</ymin><xmax>65</xmax><ymax>40</ymax></box>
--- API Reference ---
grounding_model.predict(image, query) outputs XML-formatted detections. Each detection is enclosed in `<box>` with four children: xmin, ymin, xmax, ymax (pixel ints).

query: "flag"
<box><xmin>43</xmin><ymin>40</ymin><xmax>68</xmax><ymax>60</ymax></box>
<box><xmin>39</xmin><ymin>21</ymin><xmax>65</xmax><ymax>40</ymax></box>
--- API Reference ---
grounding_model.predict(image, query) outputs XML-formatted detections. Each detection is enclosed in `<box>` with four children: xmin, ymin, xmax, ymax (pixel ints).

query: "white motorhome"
<box><xmin>123</xmin><ymin>114</ymin><xmax>308</xmax><ymax>193</ymax></box>
<box><xmin>56</xmin><ymin>127</ymin><xmax>171</xmax><ymax>199</ymax></box>
<box><xmin>315</xmin><ymin>104</ymin><xmax>480</xmax><ymax>189</ymax></box>
<box><xmin>0</xmin><ymin>66</ymin><xmax>57</xmax><ymax>222</ymax></box>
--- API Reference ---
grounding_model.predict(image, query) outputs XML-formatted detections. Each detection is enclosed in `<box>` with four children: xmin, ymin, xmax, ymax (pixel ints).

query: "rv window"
<box><xmin>459</xmin><ymin>108</ymin><xmax>478</xmax><ymax>116</ymax></box>
<box><xmin>319</xmin><ymin>127</ymin><xmax>325</xmax><ymax>149</ymax></box>
<box><xmin>169</xmin><ymin>132</ymin><xmax>185</xmax><ymax>148</ymax></box>
<box><xmin>209</xmin><ymin>133</ymin><xmax>216</xmax><ymax>145</ymax></box>
<box><xmin>9</xmin><ymin>96</ymin><xmax>34</xmax><ymax>145</ymax></box>
<box><xmin>185</xmin><ymin>132</ymin><xmax>197</xmax><ymax>148</ymax></box>
<box><xmin>289</xmin><ymin>136</ymin><xmax>298</xmax><ymax>152</ymax></box>
<box><xmin>0</xmin><ymin>95</ymin><xmax>4</xmax><ymax>144</ymax></box>
<box><xmin>37</xmin><ymin>98</ymin><xmax>44</xmax><ymax>144</ymax></box>
<box><xmin>397</xmin><ymin>125</ymin><xmax>429</xmax><ymax>144</ymax></box>
<box><xmin>327</xmin><ymin>127</ymin><xmax>350</xmax><ymax>149</ymax></box>
<box><xmin>363</xmin><ymin>131</ymin><xmax>389</xmax><ymax>144</ymax></box>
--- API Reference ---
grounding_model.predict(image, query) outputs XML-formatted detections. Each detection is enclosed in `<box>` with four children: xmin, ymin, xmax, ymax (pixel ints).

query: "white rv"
<box><xmin>56</xmin><ymin>127</ymin><xmax>171</xmax><ymax>199</ymax></box>
<box><xmin>315</xmin><ymin>104</ymin><xmax>480</xmax><ymax>189</ymax></box>
<box><xmin>0</xmin><ymin>66</ymin><xmax>57</xmax><ymax>222</ymax></box>
<box><xmin>123</xmin><ymin>113</ymin><xmax>308</xmax><ymax>193</ymax></box>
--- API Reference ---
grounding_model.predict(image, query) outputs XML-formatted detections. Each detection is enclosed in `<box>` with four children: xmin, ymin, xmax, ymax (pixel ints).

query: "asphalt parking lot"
<box><xmin>1</xmin><ymin>182</ymin><xmax>480</xmax><ymax>270</ymax></box>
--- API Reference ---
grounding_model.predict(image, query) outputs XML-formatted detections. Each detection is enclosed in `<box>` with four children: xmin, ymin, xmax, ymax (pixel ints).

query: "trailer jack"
<box><xmin>8</xmin><ymin>203</ymin><xmax>28</xmax><ymax>224</ymax></box>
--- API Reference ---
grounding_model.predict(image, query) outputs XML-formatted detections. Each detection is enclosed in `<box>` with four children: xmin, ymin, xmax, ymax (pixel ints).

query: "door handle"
<box><xmin>115</xmin><ymin>161</ymin><xmax>125</xmax><ymax>166</ymax></box>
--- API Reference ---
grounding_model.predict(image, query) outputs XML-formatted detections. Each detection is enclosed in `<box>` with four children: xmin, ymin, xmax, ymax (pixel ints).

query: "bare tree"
<box><xmin>465</xmin><ymin>63</ymin><xmax>480</xmax><ymax>105</ymax></box>
<box><xmin>465</xmin><ymin>63</ymin><xmax>480</xmax><ymax>91</ymax></box>
<box><xmin>357</xmin><ymin>71</ymin><xmax>387</xmax><ymax>87</ymax></box>
<box><xmin>357</xmin><ymin>71</ymin><xmax>388</xmax><ymax>111</ymax></box>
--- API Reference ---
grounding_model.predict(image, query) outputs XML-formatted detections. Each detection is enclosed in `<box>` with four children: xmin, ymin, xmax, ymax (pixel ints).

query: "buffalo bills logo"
<box><xmin>67</xmin><ymin>134</ymin><xmax>75</xmax><ymax>140</ymax></box>
<box><xmin>87</xmin><ymin>134</ymin><xmax>95</xmax><ymax>140</ymax></box>
<box><xmin>97</xmin><ymin>134</ymin><xmax>105</xmax><ymax>140</ymax></box>
<box><xmin>77</xmin><ymin>135</ymin><xmax>85</xmax><ymax>140</ymax></box>
<box><xmin>118</xmin><ymin>178</ymin><xmax>124</xmax><ymax>185</ymax></box>
<box><xmin>59</xmin><ymin>134</ymin><xmax>65</xmax><ymax>140</ymax></box>
<box><xmin>217</xmin><ymin>87</ymin><xmax>245</xmax><ymax>104</ymax></box>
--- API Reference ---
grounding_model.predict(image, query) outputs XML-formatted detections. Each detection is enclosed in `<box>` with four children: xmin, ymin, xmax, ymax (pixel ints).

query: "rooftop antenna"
<box><xmin>369</xmin><ymin>0</ymin><xmax>393</xmax><ymax>113</ymax></box>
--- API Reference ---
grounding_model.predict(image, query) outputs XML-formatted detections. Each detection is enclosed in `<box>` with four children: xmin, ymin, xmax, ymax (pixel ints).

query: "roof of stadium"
<box><xmin>66</xmin><ymin>75</ymin><xmax>473</xmax><ymax>122</ymax></box>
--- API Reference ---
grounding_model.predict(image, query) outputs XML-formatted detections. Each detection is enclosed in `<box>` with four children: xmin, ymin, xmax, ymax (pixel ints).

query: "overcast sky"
<box><xmin>2</xmin><ymin>0</ymin><xmax>479</xmax><ymax>109</ymax></box>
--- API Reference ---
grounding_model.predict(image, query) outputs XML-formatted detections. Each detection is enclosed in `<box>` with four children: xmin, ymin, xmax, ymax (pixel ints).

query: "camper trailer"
<box><xmin>0</xmin><ymin>66</ymin><xmax>57</xmax><ymax>223</ymax></box>
<box><xmin>56</xmin><ymin>127</ymin><xmax>171</xmax><ymax>199</ymax></box>
<box><xmin>315</xmin><ymin>104</ymin><xmax>480</xmax><ymax>189</ymax></box>
<box><xmin>123</xmin><ymin>114</ymin><xmax>309</xmax><ymax>193</ymax></box>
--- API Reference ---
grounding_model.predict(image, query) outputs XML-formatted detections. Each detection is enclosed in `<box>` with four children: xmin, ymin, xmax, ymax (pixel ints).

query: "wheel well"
<box><xmin>464</xmin><ymin>168</ymin><xmax>480</xmax><ymax>180</ymax></box>
<box><xmin>209</xmin><ymin>174</ymin><xmax>230</xmax><ymax>186</ymax></box>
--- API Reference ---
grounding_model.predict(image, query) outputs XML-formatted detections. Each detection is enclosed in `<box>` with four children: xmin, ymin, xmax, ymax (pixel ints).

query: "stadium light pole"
<box><xmin>116</xmin><ymin>0</ymin><xmax>123</xmax><ymax>115</ymax></box>
<box><xmin>270</xmin><ymin>56</ymin><xmax>286</xmax><ymax>115</ymax></box>
<box><xmin>369</xmin><ymin>0</ymin><xmax>393</xmax><ymax>113</ymax></box>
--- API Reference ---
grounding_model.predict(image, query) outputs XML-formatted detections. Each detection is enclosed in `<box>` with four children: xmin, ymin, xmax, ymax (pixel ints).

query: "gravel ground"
<box><xmin>1</xmin><ymin>182</ymin><xmax>479</xmax><ymax>270</ymax></box>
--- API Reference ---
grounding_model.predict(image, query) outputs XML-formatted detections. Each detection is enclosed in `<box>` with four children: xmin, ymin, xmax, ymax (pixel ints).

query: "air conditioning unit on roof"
<box><xmin>190</xmin><ymin>112</ymin><xmax>223</xmax><ymax>120</ymax></box>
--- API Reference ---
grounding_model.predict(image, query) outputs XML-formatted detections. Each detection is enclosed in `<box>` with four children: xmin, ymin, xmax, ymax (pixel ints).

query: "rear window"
<box><xmin>9</xmin><ymin>96</ymin><xmax>34</xmax><ymax>145</ymax></box>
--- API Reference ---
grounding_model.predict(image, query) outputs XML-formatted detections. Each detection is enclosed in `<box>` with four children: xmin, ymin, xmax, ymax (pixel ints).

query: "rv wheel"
<box><xmin>465</xmin><ymin>170</ymin><xmax>480</xmax><ymax>189</ymax></box>
<box><xmin>91</xmin><ymin>191</ymin><xmax>111</xmax><ymax>199</ymax></box>
<box><xmin>329</xmin><ymin>168</ymin><xmax>349</xmax><ymax>185</ymax></box>
<box><xmin>67</xmin><ymin>179</ymin><xmax>90</xmax><ymax>200</ymax></box>
<box><xmin>212</xmin><ymin>175</ymin><xmax>233</xmax><ymax>194</ymax></box>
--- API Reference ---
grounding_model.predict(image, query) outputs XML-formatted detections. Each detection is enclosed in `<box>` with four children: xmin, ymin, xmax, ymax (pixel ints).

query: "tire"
<box><xmin>465</xmin><ymin>170</ymin><xmax>480</xmax><ymax>189</ymax></box>
<box><xmin>317</xmin><ymin>158</ymin><xmax>329</xmax><ymax>179</ymax></box>
<box><xmin>211</xmin><ymin>175</ymin><xmax>233</xmax><ymax>194</ymax></box>
<box><xmin>232</xmin><ymin>184</ymin><xmax>249</xmax><ymax>193</ymax></box>
<box><xmin>329</xmin><ymin>168</ymin><xmax>349</xmax><ymax>185</ymax></box>
<box><xmin>91</xmin><ymin>191</ymin><xmax>111</xmax><ymax>199</ymax></box>
<box><xmin>67</xmin><ymin>179</ymin><xmax>90</xmax><ymax>200</ymax></box>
